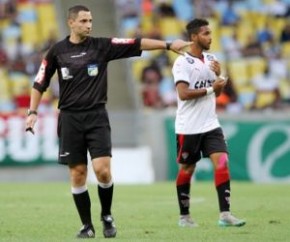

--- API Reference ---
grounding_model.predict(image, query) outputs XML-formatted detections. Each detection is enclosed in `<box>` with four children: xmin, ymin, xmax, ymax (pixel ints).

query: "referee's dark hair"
<box><xmin>68</xmin><ymin>5</ymin><xmax>90</xmax><ymax>20</ymax></box>
<box><xmin>186</xmin><ymin>19</ymin><xmax>209</xmax><ymax>39</ymax></box>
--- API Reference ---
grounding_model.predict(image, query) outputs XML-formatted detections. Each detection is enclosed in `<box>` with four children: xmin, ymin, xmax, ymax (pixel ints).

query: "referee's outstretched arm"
<box><xmin>140</xmin><ymin>38</ymin><xmax>192</xmax><ymax>54</ymax></box>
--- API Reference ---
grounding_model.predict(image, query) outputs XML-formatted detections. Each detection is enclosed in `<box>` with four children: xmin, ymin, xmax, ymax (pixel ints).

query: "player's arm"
<box><xmin>176</xmin><ymin>76</ymin><xmax>227</xmax><ymax>100</ymax></box>
<box><xmin>176</xmin><ymin>81</ymin><xmax>208</xmax><ymax>100</ymax></box>
<box><xmin>140</xmin><ymin>38</ymin><xmax>192</xmax><ymax>54</ymax></box>
<box><xmin>209</xmin><ymin>58</ymin><xmax>228</xmax><ymax>96</ymax></box>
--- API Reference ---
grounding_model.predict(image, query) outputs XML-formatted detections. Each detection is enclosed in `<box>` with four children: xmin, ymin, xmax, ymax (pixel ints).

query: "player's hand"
<box><xmin>25</xmin><ymin>115</ymin><xmax>37</xmax><ymax>135</ymax></box>
<box><xmin>213</xmin><ymin>77</ymin><xmax>227</xmax><ymax>96</ymax></box>
<box><xmin>210</xmin><ymin>60</ymin><xmax>221</xmax><ymax>76</ymax></box>
<box><xmin>170</xmin><ymin>40</ymin><xmax>193</xmax><ymax>55</ymax></box>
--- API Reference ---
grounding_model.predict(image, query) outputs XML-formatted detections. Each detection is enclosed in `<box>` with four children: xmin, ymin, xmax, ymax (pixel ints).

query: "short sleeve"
<box><xmin>172</xmin><ymin>56</ymin><xmax>191</xmax><ymax>85</ymax></box>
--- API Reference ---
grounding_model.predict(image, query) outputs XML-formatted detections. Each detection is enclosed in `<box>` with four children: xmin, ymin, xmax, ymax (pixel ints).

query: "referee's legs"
<box><xmin>92</xmin><ymin>156</ymin><xmax>117</xmax><ymax>238</ymax></box>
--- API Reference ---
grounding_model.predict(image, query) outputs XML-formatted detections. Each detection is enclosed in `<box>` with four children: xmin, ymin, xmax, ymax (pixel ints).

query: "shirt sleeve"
<box><xmin>33</xmin><ymin>47</ymin><xmax>57</xmax><ymax>93</ymax></box>
<box><xmin>172</xmin><ymin>56</ymin><xmax>191</xmax><ymax>85</ymax></box>
<box><xmin>101</xmin><ymin>37</ymin><xmax>142</xmax><ymax>61</ymax></box>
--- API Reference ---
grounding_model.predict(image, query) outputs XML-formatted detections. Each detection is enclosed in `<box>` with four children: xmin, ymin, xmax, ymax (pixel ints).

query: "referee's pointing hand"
<box><xmin>170</xmin><ymin>40</ymin><xmax>193</xmax><ymax>55</ymax></box>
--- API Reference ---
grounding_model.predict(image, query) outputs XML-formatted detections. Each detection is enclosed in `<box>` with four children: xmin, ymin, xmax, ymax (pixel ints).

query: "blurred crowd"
<box><xmin>1</xmin><ymin>0</ymin><xmax>290</xmax><ymax>115</ymax></box>
<box><xmin>0</xmin><ymin>0</ymin><xmax>59</xmax><ymax>115</ymax></box>
<box><xmin>116</xmin><ymin>0</ymin><xmax>290</xmax><ymax>112</ymax></box>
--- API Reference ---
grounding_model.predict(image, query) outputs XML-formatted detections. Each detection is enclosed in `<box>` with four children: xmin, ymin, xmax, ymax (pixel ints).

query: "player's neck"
<box><xmin>187</xmin><ymin>44</ymin><xmax>203</xmax><ymax>59</ymax></box>
<box><xmin>187</xmin><ymin>49</ymin><xmax>203</xmax><ymax>59</ymax></box>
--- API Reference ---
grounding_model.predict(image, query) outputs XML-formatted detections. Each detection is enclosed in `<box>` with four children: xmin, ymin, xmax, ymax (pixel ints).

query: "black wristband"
<box><xmin>166</xmin><ymin>41</ymin><xmax>172</xmax><ymax>50</ymax></box>
<box><xmin>27</xmin><ymin>109</ymin><xmax>37</xmax><ymax>116</ymax></box>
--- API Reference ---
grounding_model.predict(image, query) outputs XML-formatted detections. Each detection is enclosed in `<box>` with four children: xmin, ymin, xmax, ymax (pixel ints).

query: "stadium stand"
<box><xmin>1</xmin><ymin>0</ymin><xmax>290</xmax><ymax>114</ymax></box>
<box><xmin>116</xmin><ymin>0</ymin><xmax>290</xmax><ymax>112</ymax></box>
<box><xmin>0</xmin><ymin>0</ymin><xmax>59</xmax><ymax>115</ymax></box>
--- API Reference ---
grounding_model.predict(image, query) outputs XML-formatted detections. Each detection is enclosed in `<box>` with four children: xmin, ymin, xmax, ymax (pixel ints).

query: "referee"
<box><xmin>25</xmin><ymin>5</ymin><xmax>192</xmax><ymax>239</ymax></box>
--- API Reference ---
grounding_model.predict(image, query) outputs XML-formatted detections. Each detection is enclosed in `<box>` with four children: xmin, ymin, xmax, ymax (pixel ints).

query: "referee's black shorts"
<box><xmin>57</xmin><ymin>106</ymin><xmax>112</xmax><ymax>166</ymax></box>
<box><xmin>176</xmin><ymin>127</ymin><xmax>228</xmax><ymax>164</ymax></box>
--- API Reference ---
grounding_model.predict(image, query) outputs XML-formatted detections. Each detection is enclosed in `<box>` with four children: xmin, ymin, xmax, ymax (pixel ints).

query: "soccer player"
<box><xmin>172</xmin><ymin>18</ymin><xmax>246</xmax><ymax>227</ymax></box>
<box><xmin>25</xmin><ymin>4</ymin><xmax>192</xmax><ymax>239</ymax></box>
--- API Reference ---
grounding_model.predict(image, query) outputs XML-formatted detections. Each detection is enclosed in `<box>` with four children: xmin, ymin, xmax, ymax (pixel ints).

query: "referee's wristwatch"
<box><xmin>166</xmin><ymin>41</ymin><xmax>172</xmax><ymax>50</ymax></box>
<box><xmin>27</xmin><ymin>109</ymin><xmax>38</xmax><ymax>116</ymax></box>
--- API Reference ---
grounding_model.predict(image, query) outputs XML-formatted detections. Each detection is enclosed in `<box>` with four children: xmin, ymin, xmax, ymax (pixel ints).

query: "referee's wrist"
<box><xmin>166</xmin><ymin>41</ymin><xmax>172</xmax><ymax>50</ymax></box>
<box><xmin>27</xmin><ymin>109</ymin><xmax>38</xmax><ymax>116</ymax></box>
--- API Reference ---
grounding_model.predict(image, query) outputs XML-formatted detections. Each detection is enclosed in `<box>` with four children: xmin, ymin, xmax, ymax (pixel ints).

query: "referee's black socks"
<box><xmin>98</xmin><ymin>180</ymin><xmax>114</xmax><ymax>216</ymax></box>
<box><xmin>72</xmin><ymin>186</ymin><xmax>93</xmax><ymax>226</ymax></box>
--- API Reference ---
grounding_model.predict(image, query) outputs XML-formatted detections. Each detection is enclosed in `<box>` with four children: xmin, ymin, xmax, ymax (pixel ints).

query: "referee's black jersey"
<box><xmin>33</xmin><ymin>36</ymin><xmax>142</xmax><ymax>111</ymax></box>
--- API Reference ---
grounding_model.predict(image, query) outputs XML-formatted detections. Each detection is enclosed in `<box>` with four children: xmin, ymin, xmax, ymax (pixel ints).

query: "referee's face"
<box><xmin>69</xmin><ymin>10</ymin><xmax>92</xmax><ymax>39</ymax></box>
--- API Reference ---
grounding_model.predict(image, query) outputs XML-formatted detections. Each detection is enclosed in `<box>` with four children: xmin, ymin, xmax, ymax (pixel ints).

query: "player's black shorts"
<box><xmin>176</xmin><ymin>127</ymin><xmax>228</xmax><ymax>164</ymax></box>
<box><xmin>57</xmin><ymin>106</ymin><xmax>112</xmax><ymax>166</ymax></box>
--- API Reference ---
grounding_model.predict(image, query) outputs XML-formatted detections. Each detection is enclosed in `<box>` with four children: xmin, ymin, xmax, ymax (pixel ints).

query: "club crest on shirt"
<box><xmin>206</xmin><ymin>55</ymin><xmax>215</xmax><ymax>61</ymax></box>
<box><xmin>182</xmin><ymin>152</ymin><xmax>189</xmax><ymax>159</ymax></box>
<box><xmin>186</xmin><ymin>57</ymin><xmax>194</xmax><ymax>64</ymax></box>
<box><xmin>87</xmin><ymin>64</ymin><xmax>98</xmax><ymax>76</ymax></box>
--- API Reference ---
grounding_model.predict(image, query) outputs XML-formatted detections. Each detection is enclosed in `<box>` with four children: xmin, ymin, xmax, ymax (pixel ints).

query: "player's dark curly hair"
<box><xmin>186</xmin><ymin>19</ymin><xmax>209</xmax><ymax>39</ymax></box>
<box><xmin>68</xmin><ymin>5</ymin><xmax>90</xmax><ymax>20</ymax></box>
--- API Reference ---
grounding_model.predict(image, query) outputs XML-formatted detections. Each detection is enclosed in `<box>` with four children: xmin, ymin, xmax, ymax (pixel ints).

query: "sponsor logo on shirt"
<box><xmin>61</xmin><ymin>67</ymin><xmax>73</xmax><ymax>80</ymax></box>
<box><xmin>87</xmin><ymin>64</ymin><xmax>98</xmax><ymax>76</ymax></box>
<box><xmin>71</xmin><ymin>52</ymin><xmax>87</xmax><ymax>58</ymax></box>
<box><xmin>111</xmin><ymin>38</ymin><xmax>135</xmax><ymax>44</ymax></box>
<box><xmin>194</xmin><ymin>80</ymin><xmax>213</xmax><ymax>89</ymax></box>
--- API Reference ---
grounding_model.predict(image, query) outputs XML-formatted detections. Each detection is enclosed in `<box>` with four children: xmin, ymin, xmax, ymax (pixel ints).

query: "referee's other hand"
<box><xmin>25</xmin><ymin>115</ymin><xmax>37</xmax><ymax>135</ymax></box>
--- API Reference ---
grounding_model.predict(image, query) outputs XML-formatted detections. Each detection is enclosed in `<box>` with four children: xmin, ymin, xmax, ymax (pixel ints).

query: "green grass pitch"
<box><xmin>0</xmin><ymin>182</ymin><xmax>289</xmax><ymax>242</ymax></box>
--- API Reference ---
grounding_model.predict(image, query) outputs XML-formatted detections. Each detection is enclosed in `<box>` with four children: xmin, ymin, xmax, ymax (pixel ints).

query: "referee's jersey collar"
<box><xmin>66</xmin><ymin>35</ymin><xmax>90</xmax><ymax>46</ymax></box>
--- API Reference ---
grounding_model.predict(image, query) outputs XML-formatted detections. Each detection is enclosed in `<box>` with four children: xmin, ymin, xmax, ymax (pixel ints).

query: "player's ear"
<box><xmin>190</xmin><ymin>33</ymin><xmax>197</xmax><ymax>42</ymax></box>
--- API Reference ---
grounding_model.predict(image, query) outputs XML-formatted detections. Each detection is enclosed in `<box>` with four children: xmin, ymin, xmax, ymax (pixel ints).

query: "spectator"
<box><xmin>216</xmin><ymin>74</ymin><xmax>242</xmax><ymax>112</ymax></box>
<box><xmin>157</xmin><ymin>2</ymin><xmax>176</xmax><ymax>17</ymax></box>
<box><xmin>251</xmin><ymin>65</ymin><xmax>281</xmax><ymax>110</ymax></box>
<box><xmin>242</xmin><ymin>34</ymin><xmax>264</xmax><ymax>57</ymax></box>
<box><xmin>221</xmin><ymin>1</ymin><xmax>240</xmax><ymax>26</ymax></box>
<box><xmin>116</xmin><ymin>0</ymin><xmax>140</xmax><ymax>19</ymax></box>
<box><xmin>193</xmin><ymin>0</ymin><xmax>215</xmax><ymax>18</ymax></box>
<box><xmin>0</xmin><ymin>35</ymin><xmax>8</xmax><ymax>66</ymax></box>
<box><xmin>280</xmin><ymin>22</ymin><xmax>290</xmax><ymax>42</ymax></box>
<box><xmin>268</xmin><ymin>51</ymin><xmax>287</xmax><ymax>81</ymax></box>
<box><xmin>262</xmin><ymin>36</ymin><xmax>281</xmax><ymax>59</ymax></box>
<box><xmin>0</xmin><ymin>0</ymin><xmax>17</xmax><ymax>20</ymax></box>
<box><xmin>159</xmin><ymin>66</ymin><xmax>177</xmax><ymax>107</ymax></box>
<box><xmin>263</xmin><ymin>0</ymin><xmax>288</xmax><ymax>18</ymax></box>
<box><xmin>141</xmin><ymin>63</ymin><xmax>164</xmax><ymax>108</ymax></box>
<box><xmin>222</xmin><ymin>29</ymin><xmax>243</xmax><ymax>60</ymax></box>
<box><xmin>257</xmin><ymin>22</ymin><xmax>274</xmax><ymax>44</ymax></box>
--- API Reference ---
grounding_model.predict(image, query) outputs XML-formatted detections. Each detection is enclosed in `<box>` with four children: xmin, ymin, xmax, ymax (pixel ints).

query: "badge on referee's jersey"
<box><xmin>61</xmin><ymin>67</ymin><xmax>73</xmax><ymax>80</ymax></box>
<box><xmin>87</xmin><ymin>64</ymin><xmax>98</xmax><ymax>76</ymax></box>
